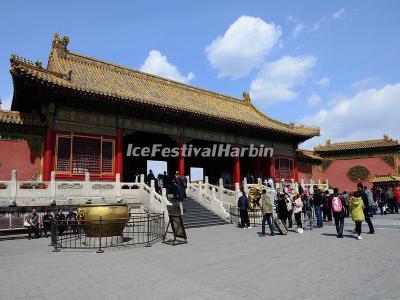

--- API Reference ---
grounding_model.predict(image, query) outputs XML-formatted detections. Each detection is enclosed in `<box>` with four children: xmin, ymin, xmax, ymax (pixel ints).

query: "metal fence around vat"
<box><xmin>229</xmin><ymin>206</ymin><xmax>263</xmax><ymax>227</ymax></box>
<box><xmin>51</xmin><ymin>213</ymin><xmax>164</xmax><ymax>252</ymax></box>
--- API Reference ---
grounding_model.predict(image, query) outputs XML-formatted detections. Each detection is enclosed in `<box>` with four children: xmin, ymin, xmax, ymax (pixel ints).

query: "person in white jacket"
<box><xmin>293</xmin><ymin>194</ymin><xmax>304</xmax><ymax>233</ymax></box>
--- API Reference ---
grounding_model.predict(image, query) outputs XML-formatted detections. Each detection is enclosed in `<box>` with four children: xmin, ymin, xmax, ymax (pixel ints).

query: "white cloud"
<box><xmin>205</xmin><ymin>15</ymin><xmax>282</xmax><ymax>79</ymax></box>
<box><xmin>332</xmin><ymin>8</ymin><xmax>345</xmax><ymax>19</ymax></box>
<box><xmin>293</xmin><ymin>22</ymin><xmax>305</xmax><ymax>37</ymax></box>
<box><xmin>250</xmin><ymin>55</ymin><xmax>317</xmax><ymax>105</ymax></box>
<box><xmin>140</xmin><ymin>50</ymin><xmax>194</xmax><ymax>83</ymax></box>
<box><xmin>350</xmin><ymin>77</ymin><xmax>382</xmax><ymax>91</ymax></box>
<box><xmin>315</xmin><ymin>76</ymin><xmax>330</xmax><ymax>87</ymax></box>
<box><xmin>286</xmin><ymin>15</ymin><xmax>298</xmax><ymax>23</ymax></box>
<box><xmin>291</xmin><ymin>8</ymin><xmax>345</xmax><ymax>37</ymax></box>
<box><xmin>300</xmin><ymin>83</ymin><xmax>400</xmax><ymax>149</ymax></box>
<box><xmin>307</xmin><ymin>93</ymin><xmax>321</xmax><ymax>107</ymax></box>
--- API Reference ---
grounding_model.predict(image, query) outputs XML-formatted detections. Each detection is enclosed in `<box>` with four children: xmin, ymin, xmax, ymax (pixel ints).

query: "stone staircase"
<box><xmin>181</xmin><ymin>197</ymin><xmax>228</xmax><ymax>229</ymax></box>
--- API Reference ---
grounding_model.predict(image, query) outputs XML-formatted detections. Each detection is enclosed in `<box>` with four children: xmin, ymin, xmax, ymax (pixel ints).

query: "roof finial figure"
<box><xmin>52</xmin><ymin>32</ymin><xmax>69</xmax><ymax>53</ymax></box>
<box><xmin>383</xmin><ymin>134</ymin><xmax>389</xmax><ymax>141</ymax></box>
<box><xmin>326</xmin><ymin>139</ymin><xmax>332</xmax><ymax>145</ymax></box>
<box><xmin>242</xmin><ymin>91</ymin><xmax>251</xmax><ymax>103</ymax></box>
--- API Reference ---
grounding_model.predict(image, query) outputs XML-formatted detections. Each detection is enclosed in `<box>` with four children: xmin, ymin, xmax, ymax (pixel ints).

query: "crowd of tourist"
<box><xmin>238</xmin><ymin>182</ymin><xmax>400</xmax><ymax>240</ymax></box>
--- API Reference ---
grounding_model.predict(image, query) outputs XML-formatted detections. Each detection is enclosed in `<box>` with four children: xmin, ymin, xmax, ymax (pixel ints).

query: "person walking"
<box><xmin>284</xmin><ymin>193</ymin><xmax>293</xmax><ymax>228</ymax></box>
<box><xmin>394</xmin><ymin>187</ymin><xmax>400</xmax><ymax>214</ymax></box>
<box><xmin>350</xmin><ymin>191</ymin><xmax>365</xmax><ymax>240</ymax></box>
<box><xmin>364</xmin><ymin>186</ymin><xmax>375</xmax><ymax>217</ymax></box>
<box><xmin>42</xmin><ymin>210</ymin><xmax>54</xmax><ymax>238</ymax></box>
<box><xmin>313</xmin><ymin>186</ymin><xmax>323</xmax><ymax>228</ymax></box>
<box><xmin>238</xmin><ymin>192</ymin><xmax>251</xmax><ymax>228</ymax></box>
<box><xmin>358</xmin><ymin>183</ymin><xmax>375</xmax><ymax>234</ymax></box>
<box><xmin>342</xmin><ymin>191</ymin><xmax>350</xmax><ymax>217</ymax></box>
<box><xmin>323</xmin><ymin>190</ymin><xmax>333</xmax><ymax>222</ymax></box>
<box><xmin>277</xmin><ymin>192</ymin><xmax>288</xmax><ymax>226</ymax></box>
<box><xmin>332</xmin><ymin>188</ymin><xmax>345</xmax><ymax>238</ymax></box>
<box><xmin>259</xmin><ymin>189</ymin><xmax>274</xmax><ymax>236</ymax></box>
<box><xmin>380</xmin><ymin>187</ymin><xmax>387</xmax><ymax>215</ymax></box>
<box><xmin>293</xmin><ymin>193</ymin><xmax>303</xmax><ymax>233</ymax></box>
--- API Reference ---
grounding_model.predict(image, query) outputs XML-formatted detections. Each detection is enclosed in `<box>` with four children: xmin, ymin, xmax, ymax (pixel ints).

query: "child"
<box><xmin>350</xmin><ymin>191</ymin><xmax>365</xmax><ymax>240</ymax></box>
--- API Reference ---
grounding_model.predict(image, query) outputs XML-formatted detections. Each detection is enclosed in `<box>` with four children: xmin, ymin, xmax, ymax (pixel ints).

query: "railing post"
<box><xmin>211</xmin><ymin>187</ymin><xmax>217</xmax><ymax>211</ymax></box>
<box><xmin>85</xmin><ymin>172</ymin><xmax>91</xmax><ymax>198</ymax></box>
<box><xmin>10</xmin><ymin>170</ymin><xmax>17</xmax><ymax>199</ymax></box>
<box><xmin>140</xmin><ymin>174</ymin><xmax>145</xmax><ymax>184</ymax></box>
<box><xmin>325</xmin><ymin>179</ymin><xmax>329</xmax><ymax>190</ymax></box>
<box><xmin>50</xmin><ymin>171</ymin><xmax>56</xmax><ymax>198</ymax></box>
<box><xmin>96</xmin><ymin>216</ymin><xmax>104</xmax><ymax>253</ymax></box>
<box><xmin>218</xmin><ymin>178</ymin><xmax>224</xmax><ymax>201</ymax></box>
<box><xmin>115</xmin><ymin>173</ymin><xmax>121</xmax><ymax>199</ymax></box>
<box><xmin>197</xmin><ymin>180</ymin><xmax>203</xmax><ymax>199</ymax></box>
<box><xmin>257</xmin><ymin>178</ymin><xmax>262</xmax><ymax>185</ymax></box>
<box><xmin>300</xmin><ymin>178</ymin><xmax>305</xmax><ymax>188</ymax></box>
<box><xmin>243</xmin><ymin>177</ymin><xmax>249</xmax><ymax>195</ymax></box>
<box><xmin>235</xmin><ymin>182</ymin><xmax>240</xmax><ymax>203</ymax></box>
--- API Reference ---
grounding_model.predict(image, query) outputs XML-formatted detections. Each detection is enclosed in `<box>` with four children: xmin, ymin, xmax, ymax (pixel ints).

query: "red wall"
<box><xmin>323</xmin><ymin>157</ymin><xmax>394</xmax><ymax>192</ymax></box>
<box><xmin>0</xmin><ymin>140</ymin><xmax>42</xmax><ymax>180</ymax></box>
<box><xmin>298</xmin><ymin>164</ymin><xmax>322</xmax><ymax>183</ymax></box>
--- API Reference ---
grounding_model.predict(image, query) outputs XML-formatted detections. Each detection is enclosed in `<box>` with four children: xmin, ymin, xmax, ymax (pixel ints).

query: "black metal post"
<box><xmin>52</xmin><ymin>219</ymin><xmax>60</xmax><ymax>252</ymax></box>
<box><xmin>96</xmin><ymin>216</ymin><xmax>104</xmax><ymax>253</ymax></box>
<box><xmin>145</xmin><ymin>213</ymin><xmax>151</xmax><ymax>247</ymax></box>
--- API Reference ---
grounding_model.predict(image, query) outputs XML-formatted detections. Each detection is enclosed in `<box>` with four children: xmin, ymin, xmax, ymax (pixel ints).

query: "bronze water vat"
<box><xmin>77</xmin><ymin>203</ymin><xmax>129</xmax><ymax>237</ymax></box>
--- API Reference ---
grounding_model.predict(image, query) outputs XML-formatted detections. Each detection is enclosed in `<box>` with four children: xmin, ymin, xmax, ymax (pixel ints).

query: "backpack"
<box><xmin>332</xmin><ymin>196</ymin><xmax>343</xmax><ymax>213</ymax></box>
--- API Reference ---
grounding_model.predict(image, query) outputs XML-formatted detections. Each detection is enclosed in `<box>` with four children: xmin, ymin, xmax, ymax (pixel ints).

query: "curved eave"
<box><xmin>11</xmin><ymin>60</ymin><xmax>319</xmax><ymax>140</ymax></box>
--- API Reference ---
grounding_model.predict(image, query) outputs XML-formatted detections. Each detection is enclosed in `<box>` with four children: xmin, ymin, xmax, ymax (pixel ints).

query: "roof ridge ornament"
<box><xmin>326</xmin><ymin>139</ymin><xmax>332</xmax><ymax>146</ymax></box>
<box><xmin>242</xmin><ymin>91</ymin><xmax>251</xmax><ymax>104</ymax></box>
<box><xmin>52</xmin><ymin>32</ymin><xmax>70</xmax><ymax>54</ymax></box>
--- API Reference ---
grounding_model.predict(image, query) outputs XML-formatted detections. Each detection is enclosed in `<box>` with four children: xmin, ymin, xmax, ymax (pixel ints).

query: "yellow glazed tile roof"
<box><xmin>315</xmin><ymin>135</ymin><xmax>400</xmax><ymax>152</ymax></box>
<box><xmin>0</xmin><ymin>110</ymin><xmax>45</xmax><ymax>127</ymax></box>
<box><xmin>369</xmin><ymin>174</ymin><xmax>400</xmax><ymax>183</ymax></box>
<box><xmin>10</xmin><ymin>33</ymin><xmax>319</xmax><ymax>138</ymax></box>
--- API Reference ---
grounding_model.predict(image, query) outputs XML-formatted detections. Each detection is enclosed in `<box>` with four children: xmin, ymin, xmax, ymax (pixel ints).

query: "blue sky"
<box><xmin>0</xmin><ymin>0</ymin><xmax>399</xmax><ymax>149</ymax></box>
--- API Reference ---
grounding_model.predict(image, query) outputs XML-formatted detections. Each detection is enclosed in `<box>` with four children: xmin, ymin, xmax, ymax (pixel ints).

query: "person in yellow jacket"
<box><xmin>350</xmin><ymin>191</ymin><xmax>365</xmax><ymax>240</ymax></box>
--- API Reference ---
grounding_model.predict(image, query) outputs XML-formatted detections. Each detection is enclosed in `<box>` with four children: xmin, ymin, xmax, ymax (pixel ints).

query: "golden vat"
<box><xmin>77</xmin><ymin>204</ymin><xmax>129</xmax><ymax>237</ymax></box>
<box><xmin>248</xmin><ymin>185</ymin><xmax>263</xmax><ymax>209</ymax></box>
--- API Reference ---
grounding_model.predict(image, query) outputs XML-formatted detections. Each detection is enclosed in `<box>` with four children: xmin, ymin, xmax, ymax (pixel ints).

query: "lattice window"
<box><xmin>55</xmin><ymin>134</ymin><xmax>115</xmax><ymax>176</ymax></box>
<box><xmin>102</xmin><ymin>140</ymin><xmax>113</xmax><ymax>173</ymax></box>
<box><xmin>274</xmin><ymin>157</ymin><xmax>294</xmax><ymax>180</ymax></box>
<box><xmin>56</xmin><ymin>137</ymin><xmax>71</xmax><ymax>172</ymax></box>
<box><xmin>72</xmin><ymin>137</ymin><xmax>101</xmax><ymax>174</ymax></box>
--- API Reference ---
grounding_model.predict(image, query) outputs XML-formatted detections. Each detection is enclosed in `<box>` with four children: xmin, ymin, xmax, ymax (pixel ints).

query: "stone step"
<box><xmin>180</xmin><ymin>198</ymin><xmax>228</xmax><ymax>229</ymax></box>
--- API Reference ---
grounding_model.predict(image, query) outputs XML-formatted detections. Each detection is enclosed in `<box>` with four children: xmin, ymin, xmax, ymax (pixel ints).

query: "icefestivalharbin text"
<box><xmin>126</xmin><ymin>144</ymin><xmax>273</xmax><ymax>158</ymax></box>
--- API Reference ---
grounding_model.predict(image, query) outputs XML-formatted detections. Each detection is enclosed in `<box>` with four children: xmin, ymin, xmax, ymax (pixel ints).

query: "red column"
<box><xmin>268</xmin><ymin>156</ymin><xmax>275</xmax><ymax>179</ymax></box>
<box><xmin>42</xmin><ymin>128</ymin><xmax>54</xmax><ymax>181</ymax></box>
<box><xmin>178</xmin><ymin>133</ymin><xmax>185</xmax><ymax>176</ymax></box>
<box><xmin>233</xmin><ymin>145</ymin><xmax>241</xmax><ymax>184</ymax></box>
<box><xmin>116</xmin><ymin>128</ymin><xmax>124</xmax><ymax>181</ymax></box>
<box><xmin>294</xmin><ymin>159</ymin><xmax>299</xmax><ymax>182</ymax></box>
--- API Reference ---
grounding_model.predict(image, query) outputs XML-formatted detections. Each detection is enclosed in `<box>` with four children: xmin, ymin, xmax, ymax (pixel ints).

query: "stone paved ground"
<box><xmin>0</xmin><ymin>215</ymin><xmax>399</xmax><ymax>300</ymax></box>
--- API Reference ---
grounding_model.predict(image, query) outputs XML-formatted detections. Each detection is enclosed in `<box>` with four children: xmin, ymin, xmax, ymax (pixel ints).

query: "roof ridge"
<box><xmin>11</xmin><ymin>54</ymin><xmax>67</xmax><ymax>79</ymax></box>
<box><xmin>63</xmin><ymin>50</ymin><xmax>249</xmax><ymax>105</ymax></box>
<box><xmin>316</xmin><ymin>137</ymin><xmax>399</xmax><ymax>148</ymax></box>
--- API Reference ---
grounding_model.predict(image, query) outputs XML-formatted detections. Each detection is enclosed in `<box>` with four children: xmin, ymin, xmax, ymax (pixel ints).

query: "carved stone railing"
<box><xmin>186</xmin><ymin>180</ymin><xmax>229</xmax><ymax>220</ymax></box>
<box><xmin>0</xmin><ymin>171</ymin><xmax>169</xmax><ymax>223</ymax></box>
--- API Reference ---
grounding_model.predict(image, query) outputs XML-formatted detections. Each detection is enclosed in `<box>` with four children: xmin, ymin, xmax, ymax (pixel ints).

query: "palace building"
<box><xmin>299</xmin><ymin>136</ymin><xmax>400</xmax><ymax>192</ymax></box>
<box><xmin>0</xmin><ymin>33</ymin><xmax>319</xmax><ymax>185</ymax></box>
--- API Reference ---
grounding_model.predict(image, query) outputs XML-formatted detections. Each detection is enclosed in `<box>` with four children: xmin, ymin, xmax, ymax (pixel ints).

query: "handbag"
<box><xmin>23</xmin><ymin>220</ymin><xmax>30</xmax><ymax>227</ymax></box>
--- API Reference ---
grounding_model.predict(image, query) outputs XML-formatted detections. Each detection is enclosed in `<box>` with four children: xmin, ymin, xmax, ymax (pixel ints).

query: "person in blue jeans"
<box><xmin>313</xmin><ymin>186</ymin><xmax>323</xmax><ymax>228</ymax></box>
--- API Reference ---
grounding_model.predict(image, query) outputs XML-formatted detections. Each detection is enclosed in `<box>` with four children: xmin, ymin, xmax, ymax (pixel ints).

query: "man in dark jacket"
<box><xmin>358</xmin><ymin>183</ymin><xmax>375</xmax><ymax>234</ymax></box>
<box><xmin>27</xmin><ymin>208</ymin><xmax>40</xmax><ymax>239</ymax></box>
<box><xmin>238</xmin><ymin>192</ymin><xmax>251</xmax><ymax>228</ymax></box>
<box><xmin>313</xmin><ymin>187</ymin><xmax>323</xmax><ymax>228</ymax></box>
